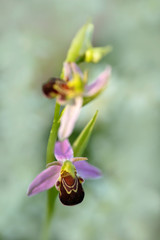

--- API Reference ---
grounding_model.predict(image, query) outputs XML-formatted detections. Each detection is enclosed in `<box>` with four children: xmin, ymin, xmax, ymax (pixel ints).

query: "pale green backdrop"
<box><xmin>0</xmin><ymin>0</ymin><xmax>160</xmax><ymax>240</ymax></box>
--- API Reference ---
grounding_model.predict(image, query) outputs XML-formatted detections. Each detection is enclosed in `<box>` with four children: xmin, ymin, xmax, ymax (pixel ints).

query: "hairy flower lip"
<box><xmin>59</xmin><ymin>175</ymin><xmax>85</xmax><ymax>206</ymax></box>
<box><xmin>42</xmin><ymin>77</ymin><xmax>69</xmax><ymax>99</ymax></box>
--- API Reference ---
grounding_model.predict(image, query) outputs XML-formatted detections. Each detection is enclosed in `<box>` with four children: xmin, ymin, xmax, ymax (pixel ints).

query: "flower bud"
<box><xmin>85</xmin><ymin>46</ymin><xmax>112</xmax><ymax>63</ymax></box>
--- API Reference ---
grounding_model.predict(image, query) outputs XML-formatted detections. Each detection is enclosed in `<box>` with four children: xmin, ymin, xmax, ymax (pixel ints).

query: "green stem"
<box><xmin>41</xmin><ymin>102</ymin><xmax>60</xmax><ymax>240</ymax></box>
<box><xmin>46</xmin><ymin>103</ymin><xmax>60</xmax><ymax>164</ymax></box>
<box><xmin>42</xmin><ymin>188</ymin><xmax>58</xmax><ymax>240</ymax></box>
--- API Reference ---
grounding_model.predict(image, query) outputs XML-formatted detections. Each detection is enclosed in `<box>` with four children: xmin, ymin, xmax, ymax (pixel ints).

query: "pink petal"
<box><xmin>27</xmin><ymin>165</ymin><xmax>61</xmax><ymax>196</ymax></box>
<box><xmin>58</xmin><ymin>97</ymin><xmax>83</xmax><ymax>140</ymax></box>
<box><xmin>74</xmin><ymin>161</ymin><xmax>102</xmax><ymax>179</ymax></box>
<box><xmin>70</xmin><ymin>63</ymin><xmax>84</xmax><ymax>78</ymax></box>
<box><xmin>84</xmin><ymin>66</ymin><xmax>111</xmax><ymax>97</ymax></box>
<box><xmin>63</xmin><ymin>62</ymin><xmax>72</xmax><ymax>81</ymax></box>
<box><xmin>54</xmin><ymin>139</ymin><xmax>73</xmax><ymax>161</ymax></box>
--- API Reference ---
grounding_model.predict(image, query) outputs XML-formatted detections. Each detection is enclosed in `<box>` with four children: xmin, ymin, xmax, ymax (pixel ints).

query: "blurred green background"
<box><xmin>0</xmin><ymin>0</ymin><xmax>160</xmax><ymax>240</ymax></box>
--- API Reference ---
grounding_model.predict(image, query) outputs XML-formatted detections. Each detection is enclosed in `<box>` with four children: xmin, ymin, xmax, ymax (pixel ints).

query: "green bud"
<box><xmin>85</xmin><ymin>46</ymin><xmax>112</xmax><ymax>63</ymax></box>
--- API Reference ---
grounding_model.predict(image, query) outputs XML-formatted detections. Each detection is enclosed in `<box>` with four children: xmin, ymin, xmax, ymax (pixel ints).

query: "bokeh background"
<box><xmin>0</xmin><ymin>0</ymin><xmax>160</xmax><ymax>239</ymax></box>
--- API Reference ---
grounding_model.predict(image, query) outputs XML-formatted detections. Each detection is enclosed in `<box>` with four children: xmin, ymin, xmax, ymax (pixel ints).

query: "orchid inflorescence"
<box><xmin>27</xmin><ymin>23</ymin><xmax>111</xmax><ymax>206</ymax></box>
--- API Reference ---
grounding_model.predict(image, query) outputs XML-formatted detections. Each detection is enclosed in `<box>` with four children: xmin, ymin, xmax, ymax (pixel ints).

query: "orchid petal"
<box><xmin>71</xmin><ymin>62</ymin><xmax>84</xmax><ymax>79</ymax></box>
<box><xmin>46</xmin><ymin>161</ymin><xmax>62</xmax><ymax>168</ymax></box>
<box><xmin>63</xmin><ymin>62</ymin><xmax>72</xmax><ymax>81</ymax></box>
<box><xmin>84</xmin><ymin>66</ymin><xmax>111</xmax><ymax>97</ymax></box>
<box><xmin>71</xmin><ymin>157</ymin><xmax>88</xmax><ymax>162</ymax></box>
<box><xmin>58</xmin><ymin>96</ymin><xmax>83</xmax><ymax>140</ymax></box>
<box><xmin>54</xmin><ymin>139</ymin><xmax>73</xmax><ymax>161</ymax></box>
<box><xmin>74</xmin><ymin>161</ymin><xmax>102</xmax><ymax>179</ymax></box>
<box><xmin>27</xmin><ymin>165</ymin><xmax>61</xmax><ymax>196</ymax></box>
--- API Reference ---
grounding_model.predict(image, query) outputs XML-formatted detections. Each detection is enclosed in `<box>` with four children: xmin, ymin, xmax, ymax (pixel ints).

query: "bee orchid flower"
<box><xmin>27</xmin><ymin>139</ymin><xmax>101</xmax><ymax>206</ymax></box>
<box><xmin>42</xmin><ymin>63</ymin><xmax>111</xmax><ymax>141</ymax></box>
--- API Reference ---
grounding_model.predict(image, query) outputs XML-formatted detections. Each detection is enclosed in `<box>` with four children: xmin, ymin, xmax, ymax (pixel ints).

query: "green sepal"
<box><xmin>65</xmin><ymin>23</ymin><xmax>94</xmax><ymax>62</ymax></box>
<box><xmin>72</xmin><ymin>110</ymin><xmax>98</xmax><ymax>157</ymax></box>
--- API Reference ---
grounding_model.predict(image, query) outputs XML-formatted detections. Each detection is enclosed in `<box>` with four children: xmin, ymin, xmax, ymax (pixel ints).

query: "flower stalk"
<box><xmin>46</xmin><ymin>103</ymin><xmax>60</xmax><ymax>164</ymax></box>
<box><xmin>42</xmin><ymin>104</ymin><xmax>60</xmax><ymax>240</ymax></box>
<box><xmin>27</xmin><ymin>22</ymin><xmax>112</xmax><ymax>240</ymax></box>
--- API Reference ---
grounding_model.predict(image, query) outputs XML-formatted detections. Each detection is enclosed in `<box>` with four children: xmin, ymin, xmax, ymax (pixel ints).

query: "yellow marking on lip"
<box><xmin>61</xmin><ymin>177</ymin><xmax>78</xmax><ymax>194</ymax></box>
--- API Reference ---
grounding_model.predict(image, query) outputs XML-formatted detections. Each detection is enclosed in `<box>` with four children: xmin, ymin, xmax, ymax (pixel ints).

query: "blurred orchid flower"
<box><xmin>42</xmin><ymin>63</ymin><xmax>111</xmax><ymax>140</ymax></box>
<box><xmin>27</xmin><ymin>139</ymin><xmax>101</xmax><ymax>206</ymax></box>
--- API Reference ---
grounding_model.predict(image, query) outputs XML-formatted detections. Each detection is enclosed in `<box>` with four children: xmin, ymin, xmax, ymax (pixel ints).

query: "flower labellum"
<box><xmin>42</xmin><ymin>77</ymin><xmax>71</xmax><ymax>104</ymax></box>
<box><xmin>57</xmin><ymin>161</ymin><xmax>85</xmax><ymax>205</ymax></box>
<box><xmin>27</xmin><ymin>139</ymin><xmax>101</xmax><ymax>206</ymax></box>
